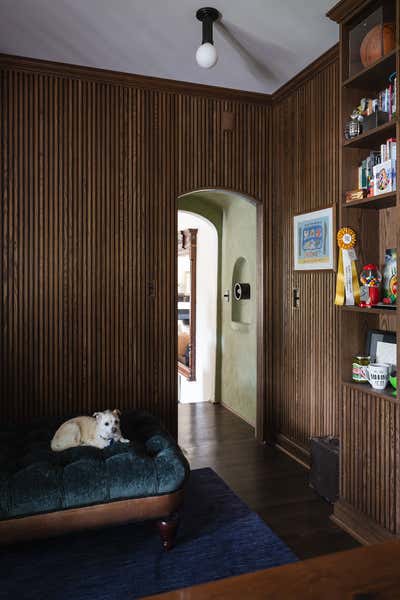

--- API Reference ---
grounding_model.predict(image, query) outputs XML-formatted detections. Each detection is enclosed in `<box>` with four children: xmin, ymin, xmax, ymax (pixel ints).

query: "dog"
<box><xmin>51</xmin><ymin>409</ymin><xmax>130</xmax><ymax>452</ymax></box>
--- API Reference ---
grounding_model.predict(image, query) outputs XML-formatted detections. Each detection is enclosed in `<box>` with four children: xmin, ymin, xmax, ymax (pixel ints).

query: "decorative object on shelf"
<box><xmin>359</xmin><ymin>264</ymin><xmax>382</xmax><ymax>306</ymax></box>
<box><xmin>344</xmin><ymin>117</ymin><xmax>362</xmax><ymax>140</ymax></box>
<box><xmin>366</xmin><ymin>329</ymin><xmax>396</xmax><ymax>369</ymax></box>
<box><xmin>345</xmin><ymin>190</ymin><xmax>367</xmax><ymax>203</ymax></box>
<box><xmin>373</xmin><ymin>160</ymin><xmax>396</xmax><ymax>195</ymax></box>
<box><xmin>360</xmin><ymin>362</ymin><xmax>390</xmax><ymax>391</ymax></box>
<box><xmin>352</xmin><ymin>355</ymin><xmax>370</xmax><ymax>383</ymax></box>
<box><xmin>293</xmin><ymin>207</ymin><xmax>334</xmax><ymax>271</ymax></box>
<box><xmin>360</xmin><ymin>23</ymin><xmax>396</xmax><ymax>68</ymax></box>
<box><xmin>382</xmin><ymin>248</ymin><xmax>397</xmax><ymax>304</ymax></box>
<box><xmin>334</xmin><ymin>227</ymin><xmax>359</xmax><ymax>306</ymax></box>
<box><xmin>356</xmin><ymin>137</ymin><xmax>396</xmax><ymax>197</ymax></box>
<box><xmin>344</xmin><ymin>77</ymin><xmax>396</xmax><ymax>141</ymax></box>
<box><xmin>389</xmin><ymin>375</ymin><xmax>397</xmax><ymax>396</ymax></box>
<box><xmin>362</xmin><ymin>109</ymin><xmax>389</xmax><ymax>131</ymax></box>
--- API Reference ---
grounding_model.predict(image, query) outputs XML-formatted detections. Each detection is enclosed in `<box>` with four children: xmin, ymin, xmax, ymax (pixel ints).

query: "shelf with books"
<box><xmin>343</xmin><ymin>120</ymin><xmax>396</xmax><ymax>148</ymax></box>
<box><xmin>342</xmin><ymin>48</ymin><xmax>397</xmax><ymax>89</ymax></box>
<box><xmin>343</xmin><ymin>191</ymin><xmax>396</xmax><ymax>209</ymax></box>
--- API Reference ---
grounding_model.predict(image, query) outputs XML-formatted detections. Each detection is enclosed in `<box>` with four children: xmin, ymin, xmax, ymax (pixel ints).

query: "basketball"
<box><xmin>360</xmin><ymin>23</ymin><xmax>395</xmax><ymax>67</ymax></box>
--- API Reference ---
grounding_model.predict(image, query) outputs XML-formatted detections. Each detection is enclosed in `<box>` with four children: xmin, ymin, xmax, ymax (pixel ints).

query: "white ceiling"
<box><xmin>0</xmin><ymin>1</ymin><xmax>339</xmax><ymax>94</ymax></box>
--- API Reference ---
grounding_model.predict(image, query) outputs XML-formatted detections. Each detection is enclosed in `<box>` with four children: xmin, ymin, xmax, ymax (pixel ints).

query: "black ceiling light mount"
<box><xmin>195</xmin><ymin>7</ymin><xmax>220</xmax><ymax>69</ymax></box>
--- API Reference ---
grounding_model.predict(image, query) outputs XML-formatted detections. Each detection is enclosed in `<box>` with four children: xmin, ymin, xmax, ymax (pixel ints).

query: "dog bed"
<box><xmin>0</xmin><ymin>410</ymin><xmax>189</xmax><ymax>547</ymax></box>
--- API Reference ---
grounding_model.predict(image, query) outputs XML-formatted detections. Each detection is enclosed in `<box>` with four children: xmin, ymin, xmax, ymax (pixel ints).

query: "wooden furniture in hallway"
<box><xmin>328</xmin><ymin>0</ymin><xmax>400</xmax><ymax>544</ymax></box>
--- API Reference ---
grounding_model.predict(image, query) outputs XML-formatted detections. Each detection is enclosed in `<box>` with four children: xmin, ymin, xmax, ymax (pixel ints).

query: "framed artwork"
<box><xmin>366</xmin><ymin>329</ymin><xmax>396</xmax><ymax>367</ymax></box>
<box><xmin>293</xmin><ymin>206</ymin><xmax>335</xmax><ymax>271</ymax></box>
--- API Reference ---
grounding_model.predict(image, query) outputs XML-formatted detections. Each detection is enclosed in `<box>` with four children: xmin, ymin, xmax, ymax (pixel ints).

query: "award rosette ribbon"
<box><xmin>334</xmin><ymin>227</ymin><xmax>360</xmax><ymax>306</ymax></box>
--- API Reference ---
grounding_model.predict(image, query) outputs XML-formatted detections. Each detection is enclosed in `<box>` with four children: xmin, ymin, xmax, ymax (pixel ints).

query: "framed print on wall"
<box><xmin>293</xmin><ymin>206</ymin><xmax>335</xmax><ymax>271</ymax></box>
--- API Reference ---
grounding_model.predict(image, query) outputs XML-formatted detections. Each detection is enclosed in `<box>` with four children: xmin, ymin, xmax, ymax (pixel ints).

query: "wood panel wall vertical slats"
<box><xmin>341</xmin><ymin>387</ymin><xmax>400</xmax><ymax>534</ymax></box>
<box><xmin>0</xmin><ymin>57</ymin><xmax>270</xmax><ymax>438</ymax></box>
<box><xmin>272</xmin><ymin>56</ymin><xmax>340</xmax><ymax>459</ymax></box>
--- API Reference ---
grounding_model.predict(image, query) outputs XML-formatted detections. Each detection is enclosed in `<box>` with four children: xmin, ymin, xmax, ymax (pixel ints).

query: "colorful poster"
<box><xmin>294</xmin><ymin>207</ymin><xmax>334</xmax><ymax>271</ymax></box>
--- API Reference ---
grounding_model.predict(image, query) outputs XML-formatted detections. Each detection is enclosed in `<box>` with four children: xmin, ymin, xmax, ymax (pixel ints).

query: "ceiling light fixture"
<box><xmin>195</xmin><ymin>7</ymin><xmax>220</xmax><ymax>69</ymax></box>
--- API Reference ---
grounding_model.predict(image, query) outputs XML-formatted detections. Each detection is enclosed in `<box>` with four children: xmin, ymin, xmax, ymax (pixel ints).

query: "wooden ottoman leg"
<box><xmin>156</xmin><ymin>512</ymin><xmax>180</xmax><ymax>551</ymax></box>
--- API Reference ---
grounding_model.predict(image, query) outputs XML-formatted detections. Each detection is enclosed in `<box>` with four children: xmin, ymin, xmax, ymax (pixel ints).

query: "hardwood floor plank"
<box><xmin>178</xmin><ymin>402</ymin><xmax>359</xmax><ymax>560</ymax></box>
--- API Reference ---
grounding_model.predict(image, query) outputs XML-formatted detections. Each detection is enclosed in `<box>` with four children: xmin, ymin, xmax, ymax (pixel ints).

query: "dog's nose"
<box><xmin>112</xmin><ymin>427</ymin><xmax>117</xmax><ymax>433</ymax></box>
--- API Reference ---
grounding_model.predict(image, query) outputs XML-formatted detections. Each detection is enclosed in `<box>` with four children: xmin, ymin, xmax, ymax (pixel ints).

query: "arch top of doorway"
<box><xmin>178</xmin><ymin>209</ymin><xmax>219</xmax><ymax>236</ymax></box>
<box><xmin>178</xmin><ymin>188</ymin><xmax>262</xmax><ymax>207</ymax></box>
<box><xmin>176</xmin><ymin>185</ymin><xmax>266</xmax><ymax>444</ymax></box>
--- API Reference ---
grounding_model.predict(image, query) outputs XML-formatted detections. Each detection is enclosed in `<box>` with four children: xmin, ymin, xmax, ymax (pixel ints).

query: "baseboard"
<box><xmin>220</xmin><ymin>402</ymin><xmax>255</xmax><ymax>428</ymax></box>
<box><xmin>331</xmin><ymin>499</ymin><xmax>396</xmax><ymax>545</ymax></box>
<box><xmin>275</xmin><ymin>433</ymin><xmax>310</xmax><ymax>470</ymax></box>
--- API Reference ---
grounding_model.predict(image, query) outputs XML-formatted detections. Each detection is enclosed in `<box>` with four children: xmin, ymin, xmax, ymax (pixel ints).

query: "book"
<box><xmin>373</xmin><ymin>159</ymin><xmax>395</xmax><ymax>195</ymax></box>
<box><xmin>382</xmin><ymin>249</ymin><xmax>397</xmax><ymax>305</ymax></box>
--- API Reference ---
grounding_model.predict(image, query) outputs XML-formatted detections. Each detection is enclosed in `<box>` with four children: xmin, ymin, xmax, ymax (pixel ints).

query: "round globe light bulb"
<box><xmin>195</xmin><ymin>42</ymin><xmax>218</xmax><ymax>69</ymax></box>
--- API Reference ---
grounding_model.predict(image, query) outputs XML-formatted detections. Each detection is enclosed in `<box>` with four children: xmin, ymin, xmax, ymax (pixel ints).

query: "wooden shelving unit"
<box><xmin>329</xmin><ymin>0</ymin><xmax>399</xmax><ymax>545</ymax></box>
<box><xmin>343</xmin><ymin>190</ymin><xmax>396</xmax><ymax>208</ymax></box>
<box><xmin>343</xmin><ymin>380</ymin><xmax>398</xmax><ymax>403</ymax></box>
<box><xmin>343</xmin><ymin>48</ymin><xmax>397</xmax><ymax>88</ymax></box>
<box><xmin>338</xmin><ymin>304</ymin><xmax>396</xmax><ymax>315</ymax></box>
<box><xmin>343</xmin><ymin>119</ymin><xmax>396</xmax><ymax>148</ymax></box>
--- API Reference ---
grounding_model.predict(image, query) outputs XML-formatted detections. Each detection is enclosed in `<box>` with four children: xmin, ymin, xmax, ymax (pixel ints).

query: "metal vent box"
<box><xmin>309</xmin><ymin>436</ymin><xmax>339</xmax><ymax>503</ymax></box>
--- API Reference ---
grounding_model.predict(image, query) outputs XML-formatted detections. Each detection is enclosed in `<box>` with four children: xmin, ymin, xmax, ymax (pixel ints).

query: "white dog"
<box><xmin>51</xmin><ymin>409</ymin><xmax>130</xmax><ymax>452</ymax></box>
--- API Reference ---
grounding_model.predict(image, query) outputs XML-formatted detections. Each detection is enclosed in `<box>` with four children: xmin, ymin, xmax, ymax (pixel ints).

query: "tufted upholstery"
<box><xmin>0</xmin><ymin>410</ymin><xmax>189</xmax><ymax>520</ymax></box>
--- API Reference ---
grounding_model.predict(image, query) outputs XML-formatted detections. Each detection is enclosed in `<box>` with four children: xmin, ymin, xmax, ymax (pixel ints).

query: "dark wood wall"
<box><xmin>272</xmin><ymin>47</ymin><xmax>340</xmax><ymax>463</ymax></box>
<box><xmin>0</xmin><ymin>55</ymin><xmax>271</xmax><ymax>436</ymax></box>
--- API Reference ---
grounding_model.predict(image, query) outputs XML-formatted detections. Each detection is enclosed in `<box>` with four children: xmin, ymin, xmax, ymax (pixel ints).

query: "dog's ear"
<box><xmin>92</xmin><ymin>412</ymin><xmax>102</xmax><ymax>421</ymax></box>
<box><xmin>112</xmin><ymin>408</ymin><xmax>121</xmax><ymax>417</ymax></box>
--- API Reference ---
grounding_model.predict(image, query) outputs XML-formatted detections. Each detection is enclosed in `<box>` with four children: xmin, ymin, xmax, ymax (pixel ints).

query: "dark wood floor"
<box><xmin>178</xmin><ymin>402</ymin><xmax>359</xmax><ymax>561</ymax></box>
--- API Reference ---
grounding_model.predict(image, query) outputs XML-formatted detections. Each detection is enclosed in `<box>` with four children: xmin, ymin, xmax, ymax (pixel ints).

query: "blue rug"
<box><xmin>0</xmin><ymin>468</ymin><xmax>297</xmax><ymax>599</ymax></box>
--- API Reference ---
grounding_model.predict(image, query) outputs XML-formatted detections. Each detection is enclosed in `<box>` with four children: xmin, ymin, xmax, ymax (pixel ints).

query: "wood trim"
<box><xmin>272</xmin><ymin>44</ymin><xmax>339</xmax><ymax>102</ymax></box>
<box><xmin>147</xmin><ymin>539</ymin><xmax>400</xmax><ymax>599</ymax></box>
<box><xmin>256</xmin><ymin>201</ymin><xmax>266</xmax><ymax>441</ymax></box>
<box><xmin>0</xmin><ymin>53</ymin><xmax>272</xmax><ymax>105</ymax></box>
<box><xmin>177</xmin><ymin>229</ymin><xmax>197</xmax><ymax>382</ymax></box>
<box><xmin>0</xmin><ymin>490</ymin><xmax>183</xmax><ymax>545</ymax></box>
<box><xmin>275</xmin><ymin>434</ymin><xmax>311</xmax><ymax>470</ymax></box>
<box><xmin>327</xmin><ymin>0</ymin><xmax>375</xmax><ymax>24</ymax></box>
<box><xmin>331</xmin><ymin>499</ymin><xmax>396</xmax><ymax>545</ymax></box>
<box><xmin>220</xmin><ymin>401</ymin><xmax>256</xmax><ymax>428</ymax></box>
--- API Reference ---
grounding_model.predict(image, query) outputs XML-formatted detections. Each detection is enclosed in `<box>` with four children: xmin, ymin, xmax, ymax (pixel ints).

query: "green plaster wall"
<box><xmin>178</xmin><ymin>191</ymin><xmax>257</xmax><ymax>426</ymax></box>
<box><xmin>220</xmin><ymin>198</ymin><xmax>257</xmax><ymax>426</ymax></box>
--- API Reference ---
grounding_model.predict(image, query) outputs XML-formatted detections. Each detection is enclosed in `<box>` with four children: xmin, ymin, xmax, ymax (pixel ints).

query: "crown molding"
<box><xmin>272</xmin><ymin>44</ymin><xmax>339</xmax><ymax>103</ymax></box>
<box><xmin>0</xmin><ymin>53</ymin><xmax>272</xmax><ymax>106</ymax></box>
<box><xmin>327</xmin><ymin>0</ymin><xmax>373</xmax><ymax>24</ymax></box>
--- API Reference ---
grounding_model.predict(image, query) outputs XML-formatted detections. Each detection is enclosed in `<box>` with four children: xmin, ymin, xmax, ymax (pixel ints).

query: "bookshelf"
<box><xmin>328</xmin><ymin>0</ymin><xmax>400</xmax><ymax>544</ymax></box>
<box><xmin>343</xmin><ymin>190</ymin><xmax>396</xmax><ymax>208</ymax></box>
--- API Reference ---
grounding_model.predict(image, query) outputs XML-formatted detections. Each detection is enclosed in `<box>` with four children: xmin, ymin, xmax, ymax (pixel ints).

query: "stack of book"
<box><xmin>353</xmin><ymin>138</ymin><xmax>397</xmax><ymax>199</ymax></box>
<box><xmin>378</xmin><ymin>78</ymin><xmax>396</xmax><ymax>119</ymax></box>
<box><xmin>359</xmin><ymin>77</ymin><xmax>397</xmax><ymax>120</ymax></box>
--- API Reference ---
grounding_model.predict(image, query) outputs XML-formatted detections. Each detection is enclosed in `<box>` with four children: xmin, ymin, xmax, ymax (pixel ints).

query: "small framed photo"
<box><xmin>366</xmin><ymin>329</ymin><xmax>397</xmax><ymax>368</ymax></box>
<box><xmin>293</xmin><ymin>206</ymin><xmax>335</xmax><ymax>271</ymax></box>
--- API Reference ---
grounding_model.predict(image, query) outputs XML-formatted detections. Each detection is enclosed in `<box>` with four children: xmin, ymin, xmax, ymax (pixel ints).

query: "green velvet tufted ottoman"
<box><xmin>0</xmin><ymin>410</ymin><xmax>190</xmax><ymax>549</ymax></box>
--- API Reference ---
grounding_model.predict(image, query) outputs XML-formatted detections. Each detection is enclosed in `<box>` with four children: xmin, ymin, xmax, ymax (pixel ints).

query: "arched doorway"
<box><xmin>176</xmin><ymin>189</ymin><xmax>265</xmax><ymax>441</ymax></box>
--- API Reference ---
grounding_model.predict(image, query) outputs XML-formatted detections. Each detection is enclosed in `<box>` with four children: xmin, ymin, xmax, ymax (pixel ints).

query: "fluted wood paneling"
<box><xmin>272</xmin><ymin>51</ymin><xmax>340</xmax><ymax>460</ymax></box>
<box><xmin>0</xmin><ymin>56</ymin><xmax>271</xmax><ymax>438</ymax></box>
<box><xmin>341</xmin><ymin>386</ymin><xmax>400</xmax><ymax>535</ymax></box>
